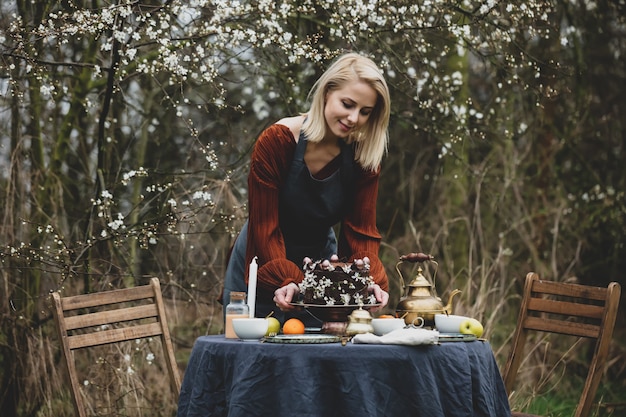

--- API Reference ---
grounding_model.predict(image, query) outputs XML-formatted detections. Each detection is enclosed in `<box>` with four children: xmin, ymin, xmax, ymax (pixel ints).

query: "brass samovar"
<box><xmin>395</xmin><ymin>252</ymin><xmax>461</xmax><ymax>326</ymax></box>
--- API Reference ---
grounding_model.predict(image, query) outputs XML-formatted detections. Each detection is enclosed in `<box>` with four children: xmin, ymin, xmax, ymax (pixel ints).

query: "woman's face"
<box><xmin>323</xmin><ymin>80</ymin><xmax>377</xmax><ymax>141</ymax></box>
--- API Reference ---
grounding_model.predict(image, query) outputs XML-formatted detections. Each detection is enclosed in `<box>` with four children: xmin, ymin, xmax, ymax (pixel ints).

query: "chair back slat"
<box><xmin>67</xmin><ymin>322</ymin><xmax>164</xmax><ymax>350</ymax></box>
<box><xmin>60</xmin><ymin>285</ymin><xmax>156</xmax><ymax>310</ymax></box>
<box><xmin>64</xmin><ymin>304</ymin><xmax>159</xmax><ymax>331</ymax></box>
<box><xmin>523</xmin><ymin>316</ymin><xmax>600</xmax><ymax>338</ymax></box>
<box><xmin>531</xmin><ymin>279</ymin><xmax>608</xmax><ymax>301</ymax></box>
<box><xmin>526</xmin><ymin>298</ymin><xmax>605</xmax><ymax>320</ymax></box>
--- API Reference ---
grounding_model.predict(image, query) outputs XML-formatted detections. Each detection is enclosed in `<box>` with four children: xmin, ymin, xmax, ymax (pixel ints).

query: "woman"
<box><xmin>222</xmin><ymin>52</ymin><xmax>391</xmax><ymax>325</ymax></box>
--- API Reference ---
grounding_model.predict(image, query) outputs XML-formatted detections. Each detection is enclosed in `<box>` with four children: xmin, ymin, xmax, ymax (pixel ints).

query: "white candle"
<box><xmin>247</xmin><ymin>256</ymin><xmax>258</xmax><ymax>318</ymax></box>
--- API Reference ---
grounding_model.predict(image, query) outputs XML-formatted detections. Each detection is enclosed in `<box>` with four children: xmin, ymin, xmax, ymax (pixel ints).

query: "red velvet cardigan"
<box><xmin>245</xmin><ymin>124</ymin><xmax>389</xmax><ymax>300</ymax></box>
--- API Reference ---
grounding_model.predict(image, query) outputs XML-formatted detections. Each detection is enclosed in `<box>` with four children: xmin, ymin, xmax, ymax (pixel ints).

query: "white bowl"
<box><xmin>434</xmin><ymin>314</ymin><xmax>470</xmax><ymax>334</ymax></box>
<box><xmin>371</xmin><ymin>318</ymin><xmax>406</xmax><ymax>336</ymax></box>
<box><xmin>232</xmin><ymin>318</ymin><xmax>268</xmax><ymax>340</ymax></box>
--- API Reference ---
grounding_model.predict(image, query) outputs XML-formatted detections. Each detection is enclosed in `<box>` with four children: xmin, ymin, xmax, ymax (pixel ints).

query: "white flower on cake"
<box><xmin>353</xmin><ymin>293</ymin><xmax>364</xmax><ymax>305</ymax></box>
<box><xmin>340</xmin><ymin>294</ymin><xmax>351</xmax><ymax>305</ymax></box>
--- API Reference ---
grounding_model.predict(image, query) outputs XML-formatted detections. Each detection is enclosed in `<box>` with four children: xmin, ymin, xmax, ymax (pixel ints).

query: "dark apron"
<box><xmin>223</xmin><ymin>130</ymin><xmax>356</xmax><ymax>325</ymax></box>
<box><xmin>278</xmin><ymin>130</ymin><xmax>355</xmax><ymax>262</ymax></box>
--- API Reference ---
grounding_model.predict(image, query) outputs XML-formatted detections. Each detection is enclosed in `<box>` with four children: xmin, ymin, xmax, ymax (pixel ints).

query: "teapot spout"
<box><xmin>443</xmin><ymin>289</ymin><xmax>462</xmax><ymax>314</ymax></box>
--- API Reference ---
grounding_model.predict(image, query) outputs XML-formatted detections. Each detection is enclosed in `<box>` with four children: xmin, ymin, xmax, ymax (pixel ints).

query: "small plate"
<box><xmin>263</xmin><ymin>334</ymin><xmax>342</xmax><ymax>344</ymax></box>
<box><xmin>438</xmin><ymin>333</ymin><xmax>478</xmax><ymax>342</ymax></box>
<box><xmin>304</xmin><ymin>327</ymin><xmax>323</xmax><ymax>334</ymax></box>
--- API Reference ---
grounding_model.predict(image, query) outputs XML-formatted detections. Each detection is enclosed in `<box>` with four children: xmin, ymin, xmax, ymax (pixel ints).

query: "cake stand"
<box><xmin>289</xmin><ymin>302</ymin><xmax>380</xmax><ymax>335</ymax></box>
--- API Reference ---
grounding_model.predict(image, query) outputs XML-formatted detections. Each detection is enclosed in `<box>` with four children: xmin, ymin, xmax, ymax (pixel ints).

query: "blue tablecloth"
<box><xmin>178</xmin><ymin>335</ymin><xmax>511</xmax><ymax>417</ymax></box>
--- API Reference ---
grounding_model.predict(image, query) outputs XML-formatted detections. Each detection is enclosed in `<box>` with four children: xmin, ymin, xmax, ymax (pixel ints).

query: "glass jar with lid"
<box><xmin>224</xmin><ymin>292</ymin><xmax>249</xmax><ymax>338</ymax></box>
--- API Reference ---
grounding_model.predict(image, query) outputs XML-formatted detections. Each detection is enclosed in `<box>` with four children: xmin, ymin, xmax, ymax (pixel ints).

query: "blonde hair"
<box><xmin>302</xmin><ymin>53</ymin><xmax>390</xmax><ymax>171</ymax></box>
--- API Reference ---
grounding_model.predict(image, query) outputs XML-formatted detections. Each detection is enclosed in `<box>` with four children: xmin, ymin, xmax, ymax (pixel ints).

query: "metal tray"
<box><xmin>263</xmin><ymin>334</ymin><xmax>342</xmax><ymax>344</ymax></box>
<box><xmin>289</xmin><ymin>302</ymin><xmax>381</xmax><ymax>322</ymax></box>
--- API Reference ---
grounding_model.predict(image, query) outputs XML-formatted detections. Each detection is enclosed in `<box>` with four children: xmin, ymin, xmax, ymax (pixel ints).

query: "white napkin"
<box><xmin>351</xmin><ymin>327</ymin><xmax>439</xmax><ymax>345</ymax></box>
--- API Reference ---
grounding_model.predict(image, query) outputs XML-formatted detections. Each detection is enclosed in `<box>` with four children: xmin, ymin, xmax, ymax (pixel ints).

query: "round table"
<box><xmin>177</xmin><ymin>335</ymin><xmax>511</xmax><ymax>417</ymax></box>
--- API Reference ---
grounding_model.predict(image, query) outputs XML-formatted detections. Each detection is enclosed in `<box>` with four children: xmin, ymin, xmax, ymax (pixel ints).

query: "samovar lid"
<box><xmin>407</xmin><ymin>266</ymin><xmax>432</xmax><ymax>288</ymax></box>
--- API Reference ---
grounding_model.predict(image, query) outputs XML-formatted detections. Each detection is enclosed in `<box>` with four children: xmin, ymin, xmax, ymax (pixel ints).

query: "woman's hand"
<box><xmin>368</xmin><ymin>284</ymin><xmax>389</xmax><ymax>311</ymax></box>
<box><xmin>273</xmin><ymin>282</ymin><xmax>300</xmax><ymax>310</ymax></box>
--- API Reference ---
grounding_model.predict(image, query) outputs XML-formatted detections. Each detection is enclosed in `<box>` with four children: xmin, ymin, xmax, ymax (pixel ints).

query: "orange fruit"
<box><xmin>282</xmin><ymin>318</ymin><xmax>305</xmax><ymax>334</ymax></box>
<box><xmin>378</xmin><ymin>314</ymin><xmax>395</xmax><ymax>319</ymax></box>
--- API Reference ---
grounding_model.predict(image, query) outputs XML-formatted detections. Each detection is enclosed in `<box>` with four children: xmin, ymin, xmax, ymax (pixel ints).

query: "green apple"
<box><xmin>265</xmin><ymin>317</ymin><xmax>281</xmax><ymax>336</ymax></box>
<box><xmin>459</xmin><ymin>318</ymin><xmax>484</xmax><ymax>338</ymax></box>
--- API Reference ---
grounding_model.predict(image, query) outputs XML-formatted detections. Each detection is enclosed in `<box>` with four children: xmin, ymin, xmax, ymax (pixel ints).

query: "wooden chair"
<box><xmin>52</xmin><ymin>278</ymin><xmax>182</xmax><ymax>417</ymax></box>
<box><xmin>502</xmin><ymin>272</ymin><xmax>621</xmax><ymax>417</ymax></box>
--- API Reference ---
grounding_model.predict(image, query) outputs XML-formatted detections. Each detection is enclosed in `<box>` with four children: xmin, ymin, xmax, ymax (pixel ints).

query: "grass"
<box><xmin>510</xmin><ymin>379</ymin><xmax>626</xmax><ymax>417</ymax></box>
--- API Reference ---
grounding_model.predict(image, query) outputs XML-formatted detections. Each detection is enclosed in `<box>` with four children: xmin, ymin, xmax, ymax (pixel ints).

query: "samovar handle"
<box><xmin>396</xmin><ymin>252</ymin><xmax>439</xmax><ymax>292</ymax></box>
<box><xmin>399</xmin><ymin>252</ymin><xmax>433</xmax><ymax>263</ymax></box>
<box><xmin>395</xmin><ymin>261</ymin><xmax>406</xmax><ymax>292</ymax></box>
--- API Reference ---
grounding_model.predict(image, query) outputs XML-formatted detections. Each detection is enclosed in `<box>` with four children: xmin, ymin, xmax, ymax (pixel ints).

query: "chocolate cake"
<box><xmin>298</xmin><ymin>257</ymin><xmax>376</xmax><ymax>306</ymax></box>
